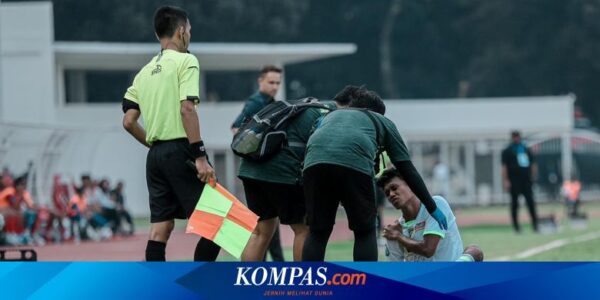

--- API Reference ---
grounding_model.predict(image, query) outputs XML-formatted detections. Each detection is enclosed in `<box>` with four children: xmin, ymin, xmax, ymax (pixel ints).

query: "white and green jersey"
<box><xmin>385</xmin><ymin>196</ymin><xmax>463</xmax><ymax>261</ymax></box>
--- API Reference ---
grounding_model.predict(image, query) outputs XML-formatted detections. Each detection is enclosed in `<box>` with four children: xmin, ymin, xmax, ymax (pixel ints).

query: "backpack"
<box><xmin>231</xmin><ymin>97</ymin><xmax>334</xmax><ymax>161</ymax></box>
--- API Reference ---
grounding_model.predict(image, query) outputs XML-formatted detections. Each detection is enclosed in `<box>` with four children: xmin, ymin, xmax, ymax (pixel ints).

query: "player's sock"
<box><xmin>353</xmin><ymin>229</ymin><xmax>378</xmax><ymax>261</ymax></box>
<box><xmin>302</xmin><ymin>228</ymin><xmax>332</xmax><ymax>261</ymax></box>
<box><xmin>193</xmin><ymin>238</ymin><xmax>221</xmax><ymax>261</ymax></box>
<box><xmin>456</xmin><ymin>253</ymin><xmax>475</xmax><ymax>262</ymax></box>
<box><xmin>145</xmin><ymin>240</ymin><xmax>166</xmax><ymax>261</ymax></box>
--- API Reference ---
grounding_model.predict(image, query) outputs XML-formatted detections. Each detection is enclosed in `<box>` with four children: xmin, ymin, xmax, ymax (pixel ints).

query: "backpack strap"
<box><xmin>288</xmin><ymin>141</ymin><xmax>306</xmax><ymax>148</ymax></box>
<box><xmin>273</xmin><ymin>102</ymin><xmax>334</xmax><ymax>130</ymax></box>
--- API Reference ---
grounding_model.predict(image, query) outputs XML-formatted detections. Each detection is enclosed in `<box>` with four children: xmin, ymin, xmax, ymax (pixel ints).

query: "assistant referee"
<box><xmin>122</xmin><ymin>6</ymin><xmax>220</xmax><ymax>261</ymax></box>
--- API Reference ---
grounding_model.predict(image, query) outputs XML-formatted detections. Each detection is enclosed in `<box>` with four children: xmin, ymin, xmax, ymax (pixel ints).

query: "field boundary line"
<box><xmin>491</xmin><ymin>230</ymin><xmax>600</xmax><ymax>261</ymax></box>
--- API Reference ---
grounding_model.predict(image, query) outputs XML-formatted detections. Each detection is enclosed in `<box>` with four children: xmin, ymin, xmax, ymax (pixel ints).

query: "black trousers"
<box><xmin>509</xmin><ymin>181</ymin><xmax>538</xmax><ymax>232</ymax></box>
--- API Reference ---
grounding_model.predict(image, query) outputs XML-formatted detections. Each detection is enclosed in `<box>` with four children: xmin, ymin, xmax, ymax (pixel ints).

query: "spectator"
<box><xmin>112</xmin><ymin>181</ymin><xmax>135</xmax><ymax>235</ymax></box>
<box><xmin>12</xmin><ymin>176</ymin><xmax>40</xmax><ymax>245</ymax></box>
<box><xmin>95</xmin><ymin>179</ymin><xmax>120</xmax><ymax>235</ymax></box>
<box><xmin>562</xmin><ymin>176</ymin><xmax>582</xmax><ymax>218</ymax></box>
<box><xmin>67</xmin><ymin>186</ymin><xmax>87</xmax><ymax>242</ymax></box>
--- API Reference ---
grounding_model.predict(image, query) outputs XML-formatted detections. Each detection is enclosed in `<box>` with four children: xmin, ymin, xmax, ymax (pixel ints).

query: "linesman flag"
<box><xmin>186</xmin><ymin>183</ymin><xmax>258</xmax><ymax>259</ymax></box>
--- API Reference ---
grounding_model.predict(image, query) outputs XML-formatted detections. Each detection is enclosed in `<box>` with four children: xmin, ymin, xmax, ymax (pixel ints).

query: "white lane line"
<box><xmin>490</xmin><ymin>230</ymin><xmax>600</xmax><ymax>261</ymax></box>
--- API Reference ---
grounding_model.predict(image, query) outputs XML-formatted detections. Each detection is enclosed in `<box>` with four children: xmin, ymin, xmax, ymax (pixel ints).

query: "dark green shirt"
<box><xmin>238</xmin><ymin>105</ymin><xmax>333</xmax><ymax>185</ymax></box>
<box><xmin>231</xmin><ymin>91</ymin><xmax>274</xmax><ymax>128</ymax></box>
<box><xmin>304</xmin><ymin>109</ymin><xmax>410</xmax><ymax>176</ymax></box>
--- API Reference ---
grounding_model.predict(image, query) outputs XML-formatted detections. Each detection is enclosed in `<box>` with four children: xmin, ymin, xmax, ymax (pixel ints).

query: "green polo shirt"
<box><xmin>304</xmin><ymin>109</ymin><xmax>410</xmax><ymax>176</ymax></box>
<box><xmin>231</xmin><ymin>92</ymin><xmax>274</xmax><ymax>129</ymax></box>
<box><xmin>124</xmin><ymin>49</ymin><xmax>200</xmax><ymax>144</ymax></box>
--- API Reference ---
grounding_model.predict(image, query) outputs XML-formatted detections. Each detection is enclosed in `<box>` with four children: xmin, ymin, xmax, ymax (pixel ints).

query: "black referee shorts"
<box><xmin>303</xmin><ymin>164</ymin><xmax>377</xmax><ymax>232</ymax></box>
<box><xmin>241</xmin><ymin>178</ymin><xmax>306</xmax><ymax>225</ymax></box>
<box><xmin>146</xmin><ymin>138</ymin><xmax>205</xmax><ymax>223</ymax></box>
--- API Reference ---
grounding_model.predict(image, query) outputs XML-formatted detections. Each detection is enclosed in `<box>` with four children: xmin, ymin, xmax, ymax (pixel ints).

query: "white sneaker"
<box><xmin>86</xmin><ymin>227</ymin><xmax>101</xmax><ymax>241</ymax></box>
<box><xmin>99</xmin><ymin>227</ymin><xmax>113</xmax><ymax>240</ymax></box>
<box><xmin>33</xmin><ymin>234</ymin><xmax>46</xmax><ymax>246</ymax></box>
<box><xmin>5</xmin><ymin>233</ymin><xmax>21</xmax><ymax>245</ymax></box>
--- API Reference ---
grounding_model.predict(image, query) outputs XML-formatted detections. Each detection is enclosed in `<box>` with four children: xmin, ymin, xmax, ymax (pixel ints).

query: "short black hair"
<box><xmin>154</xmin><ymin>6</ymin><xmax>188</xmax><ymax>39</ymax></box>
<box><xmin>14</xmin><ymin>176</ymin><xmax>27</xmax><ymax>187</ymax></box>
<box><xmin>376</xmin><ymin>167</ymin><xmax>403</xmax><ymax>188</ymax></box>
<box><xmin>511</xmin><ymin>130</ymin><xmax>521</xmax><ymax>138</ymax></box>
<box><xmin>343</xmin><ymin>86</ymin><xmax>386</xmax><ymax>115</ymax></box>
<box><xmin>75</xmin><ymin>186</ymin><xmax>84</xmax><ymax>195</ymax></box>
<box><xmin>259</xmin><ymin>65</ymin><xmax>282</xmax><ymax>78</ymax></box>
<box><xmin>333</xmin><ymin>85</ymin><xmax>361</xmax><ymax>106</ymax></box>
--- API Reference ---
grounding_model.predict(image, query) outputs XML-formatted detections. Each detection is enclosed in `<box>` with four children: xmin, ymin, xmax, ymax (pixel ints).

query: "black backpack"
<box><xmin>231</xmin><ymin>97</ymin><xmax>334</xmax><ymax>161</ymax></box>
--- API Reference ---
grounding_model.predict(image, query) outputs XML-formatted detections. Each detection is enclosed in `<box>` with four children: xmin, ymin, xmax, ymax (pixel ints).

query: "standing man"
<box><xmin>122</xmin><ymin>6</ymin><xmax>220</xmax><ymax>261</ymax></box>
<box><xmin>231</xmin><ymin>66</ymin><xmax>282</xmax><ymax>134</ymax></box>
<box><xmin>377</xmin><ymin>168</ymin><xmax>463</xmax><ymax>261</ymax></box>
<box><xmin>232</xmin><ymin>66</ymin><xmax>284</xmax><ymax>261</ymax></box>
<box><xmin>302</xmin><ymin>86</ymin><xmax>447</xmax><ymax>261</ymax></box>
<box><xmin>501</xmin><ymin>130</ymin><xmax>539</xmax><ymax>233</ymax></box>
<box><xmin>238</xmin><ymin>93</ymin><xmax>345</xmax><ymax>262</ymax></box>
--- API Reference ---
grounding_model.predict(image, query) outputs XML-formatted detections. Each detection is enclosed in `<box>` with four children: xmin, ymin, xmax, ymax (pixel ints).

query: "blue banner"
<box><xmin>0</xmin><ymin>262</ymin><xmax>599</xmax><ymax>299</ymax></box>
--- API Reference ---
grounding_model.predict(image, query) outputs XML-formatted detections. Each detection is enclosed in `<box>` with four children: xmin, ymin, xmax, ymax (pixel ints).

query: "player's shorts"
<box><xmin>146</xmin><ymin>138</ymin><xmax>205</xmax><ymax>223</ymax></box>
<box><xmin>241</xmin><ymin>178</ymin><xmax>306</xmax><ymax>225</ymax></box>
<box><xmin>303</xmin><ymin>163</ymin><xmax>376</xmax><ymax>232</ymax></box>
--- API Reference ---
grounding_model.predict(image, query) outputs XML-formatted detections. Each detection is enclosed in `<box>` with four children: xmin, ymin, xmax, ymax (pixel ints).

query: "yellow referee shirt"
<box><xmin>124</xmin><ymin>49</ymin><xmax>200</xmax><ymax>144</ymax></box>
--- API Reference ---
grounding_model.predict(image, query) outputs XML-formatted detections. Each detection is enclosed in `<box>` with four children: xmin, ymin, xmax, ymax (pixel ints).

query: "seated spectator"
<box><xmin>0</xmin><ymin>176</ymin><xmax>38</xmax><ymax>245</ymax></box>
<box><xmin>112</xmin><ymin>181</ymin><xmax>134</xmax><ymax>235</ymax></box>
<box><xmin>51</xmin><ymin>175</ymin><xmax>70</xmax><ymax>241</ymax></box>
<box><xmin>78</xmin><ymin>176</ymin><xmax>112</xmax><ymax>241</ymax></box>
<box><xmin>11</xmin><ymin>176</ymin><xmax>41</xmax><ymax>245</ymax></box>
<box><xmin>94</xmin><ymin>179</ymin><xmax>120</xmax><ymax>235</ymax></box>
<box><xmin>67</xmin><ymin>186</ymin><xmax>88</xmax><ymax>242</ymax></box>
<box><xmin>0</xmin><ymin>173</ymin><xmax>21</xmax><ymax>245</ymax></box>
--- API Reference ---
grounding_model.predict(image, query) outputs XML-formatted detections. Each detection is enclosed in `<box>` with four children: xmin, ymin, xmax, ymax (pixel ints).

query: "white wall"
<box><xmin>385</xmin><ymin>96</ymin><xmax>574</xmax><ymax>142</ymax></box>
<box><xmin>0</xmin><ymin>2</ymin><xmax>55</xmax><ymax>123</ymax></box>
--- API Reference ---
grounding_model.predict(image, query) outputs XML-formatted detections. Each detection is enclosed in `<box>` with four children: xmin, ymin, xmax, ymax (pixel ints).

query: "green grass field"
<box><xmin>137</xmin><ymin>201</ymin><xmax>600</xmax><ymax>261</ymax></box>
<box><xmin>276</xmin><ymin>201</ymin><xmax>600</xmax><ymax>261</ymax></box>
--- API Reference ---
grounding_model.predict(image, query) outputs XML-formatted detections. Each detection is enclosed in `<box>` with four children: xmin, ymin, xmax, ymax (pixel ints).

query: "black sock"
<box><xmin>146</xmin><ymin>240</ymin><xmax>166</xmax><ymax>261</ymax></box>
<box><xmin>302</xmin><ymin>228</ymin><xmax>332</xmax><ymax>261</ymax></box>
<box><xmin>353</xmin><ymin>229</ymin><xmax>378</xmax><ymax>261</ymax></box>
<box><xmin>194</xmin><ymin>238</ymin><xmax>221</xmax><ymax>261</ymax></box>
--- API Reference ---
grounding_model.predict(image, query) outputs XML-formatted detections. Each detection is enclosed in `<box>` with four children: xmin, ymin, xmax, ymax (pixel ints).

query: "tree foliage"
<box><xmin>8</xmin><ymin>0</ymin><xmax>600</xmax><ymax>125</ymax></box>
